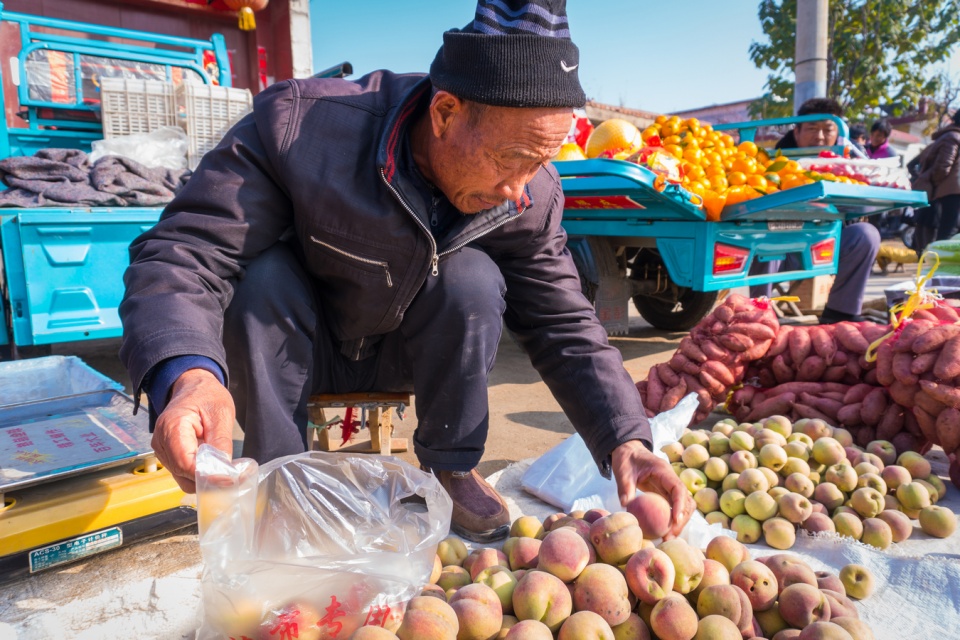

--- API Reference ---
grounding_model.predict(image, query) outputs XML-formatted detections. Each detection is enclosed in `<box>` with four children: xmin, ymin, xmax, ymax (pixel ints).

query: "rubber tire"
<box><xmin>632</xmin><ymin>289</ymin><xmax>719</xmax><ymax>331</ymax></box>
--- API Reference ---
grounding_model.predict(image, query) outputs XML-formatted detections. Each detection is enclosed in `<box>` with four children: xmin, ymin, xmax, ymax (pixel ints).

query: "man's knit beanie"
<box><xmin>429</xmin><ymin>0</ymin><xmax>586</xmax><ymax>109</ymax></box>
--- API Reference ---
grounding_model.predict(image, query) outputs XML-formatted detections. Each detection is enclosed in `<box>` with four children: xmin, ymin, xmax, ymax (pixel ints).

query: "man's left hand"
<box><xmin>611</xmin><ymin>439</ymin><xmax>695</xmax><ymax>538</ymax></box>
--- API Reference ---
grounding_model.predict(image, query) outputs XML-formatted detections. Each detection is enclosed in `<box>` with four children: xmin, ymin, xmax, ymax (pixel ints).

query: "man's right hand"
<box><xmin>151</xmin><ymin>368</ymin><xmax>235</xmax><ymax>493</ymax></box>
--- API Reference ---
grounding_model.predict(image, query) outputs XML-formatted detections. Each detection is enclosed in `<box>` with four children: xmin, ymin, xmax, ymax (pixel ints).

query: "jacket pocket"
<box><xmin>309</xmin><ymin>235</ymin><xmax>393</xmax><ymax>288</ymax></box>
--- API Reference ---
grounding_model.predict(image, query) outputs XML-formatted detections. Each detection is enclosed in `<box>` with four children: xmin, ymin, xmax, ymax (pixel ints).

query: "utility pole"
<box><xmin>794</xmin><ymin>0</ymin><xmax>828</xmax><ymax>113</ymax></box>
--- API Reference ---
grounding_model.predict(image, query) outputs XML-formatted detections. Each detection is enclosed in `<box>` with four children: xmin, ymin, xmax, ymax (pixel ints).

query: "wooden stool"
<box><xmin>307</xmin><ymin>392</ymin><xmax>410</xmax><ymax>455</ymax></box>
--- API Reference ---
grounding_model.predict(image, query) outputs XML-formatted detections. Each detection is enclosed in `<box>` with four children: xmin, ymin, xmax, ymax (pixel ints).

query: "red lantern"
<box><xmin>222</xmin><ymin>0</ymin><xmax>268</xmax><ymax>31</ymax></box>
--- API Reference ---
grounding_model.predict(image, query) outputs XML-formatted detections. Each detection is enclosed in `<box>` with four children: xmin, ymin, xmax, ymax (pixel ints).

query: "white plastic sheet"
<box><xmin>518</xmin><ymin>394</ymin><xmax>733</xmax><ymax>545</ymax></box>
<box><xmin>89</xmin><ymin>126</ymin><xmax>188</xmax><ymax>170</ymax></box>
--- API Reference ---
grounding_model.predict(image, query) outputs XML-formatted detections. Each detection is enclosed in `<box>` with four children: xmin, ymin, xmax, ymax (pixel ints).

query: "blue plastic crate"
<box><xmin>0</xmin><ymin>208</ymin><xmax>162</xmax><ymax>346</ymax></box>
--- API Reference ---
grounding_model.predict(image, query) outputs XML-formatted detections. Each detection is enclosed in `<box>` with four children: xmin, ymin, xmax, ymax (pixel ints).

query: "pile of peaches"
<box><xmin>665</xmin><ymin>416</ymin><xmax>956</xmax><ymax>550</ymax></box>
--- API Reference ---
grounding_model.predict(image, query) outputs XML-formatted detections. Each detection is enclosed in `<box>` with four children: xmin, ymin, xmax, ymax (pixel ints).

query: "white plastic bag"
<box><xmin>194</xmin><ymin>445</ymin><xmax>453</xmax><ymax>640</ymax></box>
<box><xmin>89</xmin><ymin>126</ymin><xmax>188</xmax><ymax>170</ymax></box>
<box><xmin>521</xmin><ymin>393</ymin><xmax>699</xmax><ymax>512</ymax></box>
<box><xmin>519</xmin><ymin>393</ymin><xmax>733</xmax><ymax>544</ymax></box>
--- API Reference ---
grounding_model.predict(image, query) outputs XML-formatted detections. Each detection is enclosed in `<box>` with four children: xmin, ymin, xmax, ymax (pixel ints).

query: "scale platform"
<box><xmin>0</xmin><ymin>357</ymin><xmax>195</xmax><ymax>583</ymax></box>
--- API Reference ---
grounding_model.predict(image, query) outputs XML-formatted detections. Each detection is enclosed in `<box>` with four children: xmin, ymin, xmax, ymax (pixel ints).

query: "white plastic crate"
<box><xmin>99</xmin><ymin>77</ymin><xmax>178</xmax><ymax>138</ymax></box>
<box><xmin>177</xmin><ymin>83</ymin><xmax>252</xmax><ymax>170</ymax></box>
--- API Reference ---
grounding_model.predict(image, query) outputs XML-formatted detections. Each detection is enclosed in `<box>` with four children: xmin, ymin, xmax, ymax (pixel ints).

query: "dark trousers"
<box><xmin>914</xmin><ymin>194</ymin><xmax>960</xmax><ymax>255</ymax></box>
<box><xmin>222</xmin><ymin>242</ymin><xmax>506</xmax><ymax>471</ymax></box>
<box><xmin>748</xmin><ymin>222</ymin><xmax>881</xmax><ymax>316</ymax></box>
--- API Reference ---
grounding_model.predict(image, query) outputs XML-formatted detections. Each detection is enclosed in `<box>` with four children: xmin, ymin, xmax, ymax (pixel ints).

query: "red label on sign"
<box><xmin>564</xmin><ymin>196</ymin><xmax>647</xmax><ymax>210</ymax></box>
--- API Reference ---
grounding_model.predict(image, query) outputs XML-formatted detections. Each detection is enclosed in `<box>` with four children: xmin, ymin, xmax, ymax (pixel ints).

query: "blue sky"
<box><xmin>310</xmin><ymin>0</ymin><xmax>960</xmax><ymax>115</ymax></box>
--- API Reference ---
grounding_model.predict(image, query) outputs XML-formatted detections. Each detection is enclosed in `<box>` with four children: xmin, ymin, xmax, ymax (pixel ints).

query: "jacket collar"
<box><xmin>377</xmin><ymin>76</ymin><xmax>534</xmax><ymax>220</ymax></box>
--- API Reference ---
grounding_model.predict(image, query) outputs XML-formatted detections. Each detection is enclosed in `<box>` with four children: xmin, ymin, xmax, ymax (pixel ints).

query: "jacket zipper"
<box><xmin>379</xmin><ymin>168</ymin><xmax>527</xmax><ymax>276</ymax></box>
<box><xmin>380</xmin><ymin>168</ymin><xmax>439</xmax><ymax>275</ymax></box>
<box><xmin>309</xmin><ymin>235</ymin><xmax>393</xmax><ymax>288</ymax></box>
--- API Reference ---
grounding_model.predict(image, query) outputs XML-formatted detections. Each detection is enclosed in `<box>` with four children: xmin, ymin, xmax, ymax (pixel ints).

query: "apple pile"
<box><xmin>667</xmin><ymin>416</ymin><xmax>956</xmax><ymax>551</ymax></box>
<box><xmin>352</xmin><ymin>512</ymin><xmax>879</xmax><ymax>640</ymax></box>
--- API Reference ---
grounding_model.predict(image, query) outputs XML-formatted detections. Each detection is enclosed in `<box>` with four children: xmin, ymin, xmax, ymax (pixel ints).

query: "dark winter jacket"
<box><xmin>118</xmin><ymin>71</ymin><xmax>651</xmax><ymax>470</ymax></box>
<box><xmin>916</xmin><ymin>125</ymin><xmax>960</xmax><ymax>201</ymax></box>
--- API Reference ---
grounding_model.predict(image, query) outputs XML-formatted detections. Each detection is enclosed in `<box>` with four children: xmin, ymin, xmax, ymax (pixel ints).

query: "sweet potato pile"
<box><xmin>637</xmin><ymin>297</ymin><xmax>960</xmax><ymax>486</ymax></box>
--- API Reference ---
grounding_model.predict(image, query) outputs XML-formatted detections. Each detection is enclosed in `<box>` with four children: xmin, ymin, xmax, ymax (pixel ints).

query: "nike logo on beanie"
<box><xmin>560</xmin><ymin>60</ymin><xmax>578</xmax><ymax>73</ymax></box>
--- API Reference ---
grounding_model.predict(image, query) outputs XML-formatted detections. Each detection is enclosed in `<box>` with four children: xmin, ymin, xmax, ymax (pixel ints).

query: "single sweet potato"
<box><xmin>715</xmin><ymin>304</ymin><xmax>735</xmax><ymax>323</ymax></box>
<box><xmin>834</xmin><ymin>322</ymin><xmax>870</xmax><ymax>353</ymax></box>
<box><xmin>876</xmin><ymin>341</ymin><xmax>895</xmax><ymax>387</ymax></box>
<box><xmin>903</xmin><ymin>410</ymin><xmax>922</xmax><ymax>437</ymax></box>
<box><xmin>910</xmin><ymin>351</ymin><xmax>939</xmax><ymax>376</ymax></box>
<box><xmin>933</xmin><ymin>335</ymin><xmax>960</xmax><ymax>380</ymax></box>
<box><xmin>911</xmin><ymin>323</ymin><xmax>960</xmax><ymax>354</ymax></box>
<box><xmin>726</xmin><ymin>322</ymin><xmax>776</xmax><ymax>342</ymax></box>
<box><xmin>837</xmin><ymin>403</ymin><xmax>863</xmax><ymax>427</ymax></box>
<box><xmin>646</xmin><ymin>365</ymin><xmax>665</xmax><ymax>411</ymax></box>
<box><xmin>702</xmin><ymin>360</ymin><xmax>736</xmax><ymax>387</ymax></box>
<box><xmin>700</xmin><ymin>369</ymin><xmax>726</xmax><ymax>399</ymax></box>
<box><xmin>767</xmin><ymin>325</ymin><xmax>793</xmax><ymax>358</ymax></box>
<box><xmin>919</xmin><ymin>380</ymin><xmax>960</xmax><ymax>410</ymax></box>
<box><xmin>929</xmin><ymin>304</ymin><xmax>960</xmax><ymax>324</ymax></box>
<box><xmin>679</xmin><ymin>336</ymin><xmax>708</xmax><ymax>364</ymax></box>
<box><xmin>824</xmin><ymin>366</ymin><xmax>848</xmax><ymax>382</ymax></box>
<box><xmin>794</xmin><ymin>403</ymin><xmax>833</xmax><ymax>422</ymax></box>
<box><xmin>876</xmin><ymin>405</ymin><xmax>905</xmax><ymax>441</ymax></box>
<box><xmin>670</xmin><ymin>352</ymin><xmax>702</xmax><ymax>376</ymax></box>
<box><xmin>718</xmin><ymin>332</ymin><xmax>755</xmax><ymax>353</ymax></box>
<box><xmin>935</xmin><ymin>407</ymin><xmax>960</xmax><ymax>453</ymax></box>
<box><xmin>699</xmin><ymin>339</ymin><xmax>731</xmax><ymax>363</ymax></box>
<box><xmin>913</xmin><ymin>406</ymin><xmax>940</xmax><ymax>444</ymax></box>
<box><xmin>656</xmin><ymin>362</ymin><xmax>681</xmax><ymax>387</ymax></box>
<box><xmin>892</xmin><ymin>351</ymin><xmax>919</xmax><ymax>386</ymax></box>
<box><xmin>789</xmin><ymin>328</ymin><xmax>812</xmax><ymax>365</ymax></box>
<box><xmin>832</xmin><ymin>350</ymin><xmax>849</xmax><ymax>366</ymax></box>
<box><xmin>860</xmin><ymin>322</ymin><xmax>894</xmax><ymax>344</ymax></box>
<box><xmin>797</xmin><ymin>355</ymin><xmax>827</xmax><ymax>382</ymax></box>
<box><xmin>860</xmin><ymin>387</ymin><xmax>888</xmax><ymax>426</ymax></box>
<box><xmin>745</xmin><ymin>392</ymin><xmax>797</xmax><ymax>422</ymax></box>
<box><xmin>914</xmin><ymin>389</ymin><xmax>947</xmax><ymax>416</ymax></box>
<box><xmin>893</xmin><ymin>320</ymin><xmax>935</xmax><ymax>353</ymax></box>
<box><xmin>772</xmin><ymin>354</ymin><xmax>795</xmax><ymax>384</ymax></box>
<box><xmin>799</xmin><ymin>392</ymin><xmax>842</xmax><ymax>420</ymax></box>
<box><xmin>659</xmin><ymin>378</ymin><xmax>688</xmax><ymax>412</ymax></box>
<box><xmin>888</xmin><ymin>380</ymin><xmax>918</xmax><ymax>409</ymax></box>
<box><xmin>843</xmin><ymin>383</ymin><xmax>875</xmax><ymax>405</ymax></box>
<box><xmin>810</xmin><ymin>326</ymin><xmax>837</xmax><ymax>365</ymax></box>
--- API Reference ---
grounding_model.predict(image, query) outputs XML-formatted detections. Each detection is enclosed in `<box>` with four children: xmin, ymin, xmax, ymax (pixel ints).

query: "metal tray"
<box><xmin>0</xmin><ymin>389</ymin><xmax>152</xmax><ymax>493</ymax></box>
<box><xmin>0</xmin><ymin>355</ymin><xmax>122</xmax><ymax>408</ymax></box>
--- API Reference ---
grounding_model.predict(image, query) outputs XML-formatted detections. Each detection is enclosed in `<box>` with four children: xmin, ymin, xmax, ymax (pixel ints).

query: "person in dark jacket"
<box><xmin>912</xmin><ymin>110</ymin><xmax>960</xmax><ymax>254</ymax></box>
<box><xmin>119</xmin><ymin>0</ymin><xmax>693</xmax><ymax>543</ymax></box>
<box><xmin>752</xmin><ymin>98</ymin><xmax>881</xmax><ymax>323</ymax></box>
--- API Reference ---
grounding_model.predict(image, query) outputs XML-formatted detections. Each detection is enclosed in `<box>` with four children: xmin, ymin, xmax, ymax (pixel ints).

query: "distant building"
<box><xmin>672</xmin><ymin>99</ymin><xmax>754</xmax><ymax>125</ymax></box>
<box><xmin>584</xmin><ymin>100</ymin><xmax>659</xmax><ymax>130</ymax></box>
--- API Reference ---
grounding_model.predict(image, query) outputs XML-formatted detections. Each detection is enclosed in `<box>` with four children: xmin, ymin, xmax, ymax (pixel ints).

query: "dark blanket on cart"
<box><xmin>0</xmin><ymin>149</ymin><xmax>191</xmax><ymax>208</ymax></box>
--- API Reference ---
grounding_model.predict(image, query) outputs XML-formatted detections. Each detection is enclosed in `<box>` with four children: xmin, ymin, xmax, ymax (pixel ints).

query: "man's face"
<box><xmin>869</xmin><ymin>129</ymin><xmax>888</xmax><ymax>148</ymax></box>
<box><xmin>426</xmin><ymin>94</ymin><xmax>571</xmax><ymax>213</ymax></box>
<box><xmin>795</xmin><ymin>120</ymin><xmax>839</xmax><ymax>148</ymax></box>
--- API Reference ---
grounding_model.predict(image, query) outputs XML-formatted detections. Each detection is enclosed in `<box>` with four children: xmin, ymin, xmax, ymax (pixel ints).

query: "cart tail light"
<box><xmin>811</xmin><ymin>238</ymin><xmax>836</xmax><ymax>265</ymax></box>
<box><xmin>713</xmin><ymin>243</ymin><xmax>750</xmax><ymax>275</ymax></box>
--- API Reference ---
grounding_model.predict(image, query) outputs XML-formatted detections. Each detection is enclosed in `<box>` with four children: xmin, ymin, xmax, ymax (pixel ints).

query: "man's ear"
<box><xmin>430</xmin><ymin>91</ymin><xmax>463</xmax><ymax>139</ymax></box>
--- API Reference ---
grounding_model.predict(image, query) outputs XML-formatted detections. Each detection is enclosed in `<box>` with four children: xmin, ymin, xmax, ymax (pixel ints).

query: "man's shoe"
<box><xmin>426</xmin><ymin>468</ymin><xmax>510</xmax><ymax>543</ymax></box>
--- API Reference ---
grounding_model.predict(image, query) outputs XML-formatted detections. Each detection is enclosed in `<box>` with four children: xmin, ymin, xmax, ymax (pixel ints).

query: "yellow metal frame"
<box><xmin>0</xmin><ymin>459</ymin><xmax>189</xmax><ymax>556</ymax></box>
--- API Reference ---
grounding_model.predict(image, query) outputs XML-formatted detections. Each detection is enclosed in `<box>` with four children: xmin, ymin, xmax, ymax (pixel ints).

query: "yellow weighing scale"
<box><xmin>0</xmin><ymin>356</ymin><xmax>195</xmax><ymax>584</ymax></box>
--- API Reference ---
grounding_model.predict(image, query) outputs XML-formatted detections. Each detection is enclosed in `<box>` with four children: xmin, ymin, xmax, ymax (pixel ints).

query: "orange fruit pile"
<box><xmin>567</xmin><ymin>115</ymin><xmax>864</xmax><ymax>221</ymax></box>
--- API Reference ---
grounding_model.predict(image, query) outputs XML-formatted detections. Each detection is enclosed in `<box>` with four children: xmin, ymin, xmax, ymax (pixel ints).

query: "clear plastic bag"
<box><xmin>89</xmin><ymin>126</ymin><xmax>188</xmax><ymax>170</ymax></box>
<box><xmin>797</xmin><ymin>156</ymin><xmax>911</xmax><ymax>189</ymax></box>
<box><xmin>194</xmin><ymin>445</ymin><xmax>452</xmax><ymax>640</ymax></box>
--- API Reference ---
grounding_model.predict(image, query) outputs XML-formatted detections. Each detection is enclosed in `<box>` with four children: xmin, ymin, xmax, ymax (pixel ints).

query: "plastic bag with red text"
<box><xmin>194</xmin><ymin>445</ymin><xmax>453</xmax><ymax>640</ymax></box>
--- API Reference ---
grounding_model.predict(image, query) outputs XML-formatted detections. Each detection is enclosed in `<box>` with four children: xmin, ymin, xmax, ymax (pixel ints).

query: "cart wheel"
<box><xmin>632</xmin><ymin>289</ymin><xmax>719</xmax><ymax>331</ymax></box>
